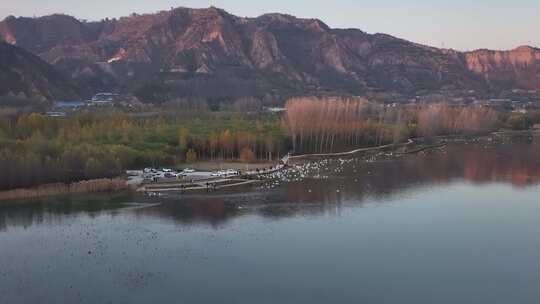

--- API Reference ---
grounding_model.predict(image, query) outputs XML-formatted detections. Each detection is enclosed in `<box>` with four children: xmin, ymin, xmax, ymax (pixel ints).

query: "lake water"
<box><xmin>1</xmin><ymin>139</ymin><xmax>540</xmax><ymax>303</ymax></box>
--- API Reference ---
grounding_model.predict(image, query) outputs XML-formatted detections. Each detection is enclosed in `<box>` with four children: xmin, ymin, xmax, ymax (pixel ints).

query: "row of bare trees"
<box><xmin>416</xmin><ymin>104</ymin><xmax>499</xmax><ymax>137</ymax></box>
<box><xmin>285</xmin><ymin>97</ymin><xmax>368</xmax><ymax>152</ymax></box>
<box><xmin>284</xmin><ymin>97</ymin><xmax>415</xmax><ymax>153</ymax></box>
<box><xmin>284</xmin><ymin>97</ymin><xmax>500</xmax><ymax>153</ymax></box>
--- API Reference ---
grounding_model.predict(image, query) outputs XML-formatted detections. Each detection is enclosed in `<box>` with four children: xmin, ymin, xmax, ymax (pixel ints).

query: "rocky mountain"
<box><xmin>1</xmin><ymin>7</ymin><xmax>539</xmax><ymax>101</ymax></box>
<box><xmin>465</xmin><ymin>46</ymin><xmax>540</xmax><ymax>92</ymax></box>
<box><xmin>0</xmin><ymin>41</ymin><xmax>79</xmax><ymax>100</ymax></box>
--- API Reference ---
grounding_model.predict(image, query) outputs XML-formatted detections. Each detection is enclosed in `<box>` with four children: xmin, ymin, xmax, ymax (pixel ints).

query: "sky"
<box><xmin>0</xmin><ymin>0</ymin><xmax>538</xmax><ymax>51</ymax></box>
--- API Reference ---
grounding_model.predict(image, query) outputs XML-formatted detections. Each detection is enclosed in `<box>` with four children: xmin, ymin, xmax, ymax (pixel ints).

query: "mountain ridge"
<box><xmin>1</xmin><ymin>7</ymin><xmax>539</xmax><ymax>100</ymax></box>
<box><xmin>0</xmin><ymin>41</ymin><xmax>79</xmax><ymax>100</ymax></box>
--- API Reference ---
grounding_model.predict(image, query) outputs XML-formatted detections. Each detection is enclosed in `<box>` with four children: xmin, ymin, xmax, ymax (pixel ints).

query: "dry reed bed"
<box><xmin>0</xmin><ymin>178</ymin><xmax>128</xmax><ymax>201</ymax></box>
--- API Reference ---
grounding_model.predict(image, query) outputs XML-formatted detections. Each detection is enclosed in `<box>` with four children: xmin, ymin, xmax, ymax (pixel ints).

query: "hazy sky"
<box><xmin>1</xmin><ymin>0</ymin><xmax>538</xmax><ymax>51</ymax></box>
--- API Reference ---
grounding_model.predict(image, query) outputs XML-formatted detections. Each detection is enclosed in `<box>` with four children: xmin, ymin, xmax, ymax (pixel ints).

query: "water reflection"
<box><xmin>140</xmin><ymin>141</ymin><xmax>540</xmax><ymax>222</ymax></box>
<box><xmin>1</xmin><ymin>141</ymin><xmax>540</xmax><ymax>231</ymax></box>
<box><xmin>409</xmin><ymin>141</ymin><xmax>540</xmax><ymax>187</ymax></box>
<box><xmin>0</xmin><ymin>193</ymin><xmax>133</xmax><ymax>232</ymax></box>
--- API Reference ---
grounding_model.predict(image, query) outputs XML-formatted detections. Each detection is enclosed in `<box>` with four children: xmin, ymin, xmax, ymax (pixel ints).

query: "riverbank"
<box><xmin>0</xmin><ymin>161</ymin><xmax>282</xmax><ymax>202</ymax></box>
<box><xmin>137</xmin><ymin>162</ymin><xmax>284</xmax><ymax>194</ymax></box>
<box><xmin>0</xmin><ymin>139</ymin><xmax>460</xmax><ymax>201</ymax></box>
<box><xmin>0</xmin><ymin>178</ymin><xmax>128</xmax><ymax>202</ymax></box>
<box><xmin>1</xmin><ymin>131</ymin><xmax>532</xmax><ymax>202</ymax></box>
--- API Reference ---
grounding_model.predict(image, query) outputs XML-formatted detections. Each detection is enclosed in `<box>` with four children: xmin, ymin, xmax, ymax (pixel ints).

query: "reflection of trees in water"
<box><xmin>134</xmin><ymin>197</ymin><xmax>243</xmax><ymax>229</ymax></box>
<box><xmin>2</xmin><ymin>143</ymin><xmax>540</xmax><ymax>231</ymax></box>
<box><xmin>137</xmin><ymin>191</ymin><xmax>350</xmax><ymax>227</ymax></box>
<box><xmin>416</xmin><ymin>143</ymin><xmax>540</xmax><ymax>187</ymax></box>
<box><xmin>0</xmin><ymin>193</ymin><xmax>132</xmax><ymax>232</ymax></box>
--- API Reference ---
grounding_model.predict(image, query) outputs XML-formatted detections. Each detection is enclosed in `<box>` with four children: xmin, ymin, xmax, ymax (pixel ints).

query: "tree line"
<box><xmin>283</xmin><ymin>97</ymin><xmax>519</xmax><ymax>154</ymax></box>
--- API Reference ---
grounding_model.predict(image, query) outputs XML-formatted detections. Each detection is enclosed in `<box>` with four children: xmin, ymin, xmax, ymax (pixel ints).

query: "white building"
<box><xmin>90</xmin><ymin>93</ymin><xmax>119</xmax><ymax>105</ymax></box>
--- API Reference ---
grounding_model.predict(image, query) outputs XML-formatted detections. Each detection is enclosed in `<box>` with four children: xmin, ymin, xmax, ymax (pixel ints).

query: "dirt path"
<box><xmin>287</xmin><ymin>139</ymin><xmax>414</xmax><ymax>161</ymax></box>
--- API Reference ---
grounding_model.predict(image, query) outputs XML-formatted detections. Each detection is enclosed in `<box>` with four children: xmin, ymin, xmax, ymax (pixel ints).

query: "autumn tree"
<box><xmin>186</xmin><ymin>149</ymin><xmax>198</xmax><ymax>163</ymax></box>
<box><xmin>240</xmin><ymin>147</ymin><xmax>256</xmax><ymax>162</ymax></box>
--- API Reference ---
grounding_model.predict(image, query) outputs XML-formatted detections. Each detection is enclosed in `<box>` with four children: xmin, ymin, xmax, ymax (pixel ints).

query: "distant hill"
<box><xmin>1</xmin><ymin>8</ymin><xmax>539</xmax><ymax>100</ymax></box>
<box><xmin>0</xmin><ymin>41</ymin><xmax>79</xmax><ymax>101</ymax></box>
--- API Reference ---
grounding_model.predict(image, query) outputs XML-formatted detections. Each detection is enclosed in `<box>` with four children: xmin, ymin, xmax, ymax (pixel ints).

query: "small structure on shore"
<box><xmin>90</xmin><ymin>93</ymin><xmax>118</xmax><ymax>105</ymax></box>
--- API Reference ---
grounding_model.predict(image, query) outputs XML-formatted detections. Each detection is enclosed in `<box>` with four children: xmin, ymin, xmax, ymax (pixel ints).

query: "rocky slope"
<box><xmin>1</xmin><ymin>7</ymin><xmax>539</xmax><ymax>100</ymax></box>
<box><xmin>465</xmin><ymin>46</ymin><xmax>540</xmax><ymax>91</ymax></box>
<box><xmin>0</xmin><ymin>41</ymin><xmax>79</xmax><ymax>100</ymax></box>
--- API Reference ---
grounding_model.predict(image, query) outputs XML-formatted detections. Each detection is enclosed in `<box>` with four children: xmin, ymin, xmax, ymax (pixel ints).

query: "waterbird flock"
<box><xmin>257</xmin><ymin>157</ymin><xmax>368</xmax><ymax>190</ymax></box>
<box><xmin>255</xmin><ymin>146</ymin><xmax>449</xmax><ymax>191</ymax></box>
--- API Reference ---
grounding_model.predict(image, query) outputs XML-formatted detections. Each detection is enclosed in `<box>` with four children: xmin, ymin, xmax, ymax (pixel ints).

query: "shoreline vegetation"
<box><xmin>0</xmin><ymin>178</ymin><xmax>127</xmax><ymax>202</ymax></box>
<box><xmin>0</xmin><ymin>139</ymin><xmax>420</xmax><ymax>201</ymax></box>
<box><xmin>0</xmin><ymin>96</ymin><xmax>537</xmax><ymax>200</ymax></box>
<box><xmin>0</xmin><ymin>129</ymin><xmax>535</xmax><ymax>202</ymax></box>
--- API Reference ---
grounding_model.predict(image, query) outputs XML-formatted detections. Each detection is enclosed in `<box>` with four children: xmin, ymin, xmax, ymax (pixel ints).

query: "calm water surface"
<box><xmin>1</xmin><ymin>140</ymin><xmax>540</xmax><ymax>303</ymax></box>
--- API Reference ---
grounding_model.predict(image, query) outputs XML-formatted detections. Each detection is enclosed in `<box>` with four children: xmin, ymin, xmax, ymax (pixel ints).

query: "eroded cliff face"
<box><xmin>0</xmin><ymin>7</ymin><xmax>538</xmax><ymax>99</ymax></box>
<box><xmin>465</xmin><ymin>46</ymin><xmax>540</xmax><ymax>90</ymax></box>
